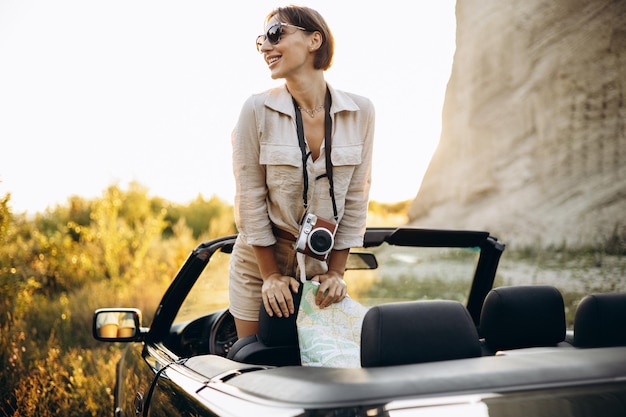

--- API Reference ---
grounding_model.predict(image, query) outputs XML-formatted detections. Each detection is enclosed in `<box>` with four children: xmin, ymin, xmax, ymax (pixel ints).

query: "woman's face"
<box><xmin>258</xmin><ymin>15</ymin><xmax>312</xmax><ymax>80</ymax></box>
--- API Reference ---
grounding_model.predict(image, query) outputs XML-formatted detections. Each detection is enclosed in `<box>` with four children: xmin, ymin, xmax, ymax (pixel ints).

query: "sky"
<box><xmin>0</xmin><ymin>0</ymin><xmax>457</xmax><ymax>214</ymax></box>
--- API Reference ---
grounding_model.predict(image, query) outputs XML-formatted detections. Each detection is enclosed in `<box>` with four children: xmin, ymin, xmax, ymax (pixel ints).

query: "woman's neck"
<box><xmin>286</xmin><ymin>74</ymin><xmax>326</xmax><ymax>110</ymax></box>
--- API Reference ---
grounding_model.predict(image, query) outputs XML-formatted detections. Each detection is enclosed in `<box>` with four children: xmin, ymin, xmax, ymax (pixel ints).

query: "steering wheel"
<box><xmin>208</xmin><ymin>309</ymin><xmax>239</xmax><ymax>357</ymax></box>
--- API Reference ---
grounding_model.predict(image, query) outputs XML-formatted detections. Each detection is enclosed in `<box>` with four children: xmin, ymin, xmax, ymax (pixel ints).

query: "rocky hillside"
<box><xmin>408</xmin><ymin>0</ymin><xmax>626</xmax><ymax>248</ymax></box>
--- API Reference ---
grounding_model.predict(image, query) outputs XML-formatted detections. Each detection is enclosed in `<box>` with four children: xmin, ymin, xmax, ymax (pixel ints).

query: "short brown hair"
<box><xmin>266</xmin><ymin>6</ymin><xmax>334</xmax><ymax>70</ymax></box>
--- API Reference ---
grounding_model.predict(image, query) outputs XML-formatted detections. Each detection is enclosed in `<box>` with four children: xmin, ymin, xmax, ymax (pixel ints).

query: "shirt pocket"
<box><xmin>318</xmin><ymin>144</ymin><xmax>363</xmax><ymax>201</ymax></box>
<box><xmin>260</xmin><ymin>143</ymin><xmax>303</xmax><ymax>200</ymax></box>
<box><xmin>331</xmin><ymin>144</ymin><xmax>363</xmax><ymax>166</ymax></box>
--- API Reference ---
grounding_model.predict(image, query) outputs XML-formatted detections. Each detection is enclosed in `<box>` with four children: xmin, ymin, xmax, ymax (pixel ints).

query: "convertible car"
<box><xmin>93</xmin><ymin>227</ymin><xmax>626</xmax><ymax>417</ymax></box>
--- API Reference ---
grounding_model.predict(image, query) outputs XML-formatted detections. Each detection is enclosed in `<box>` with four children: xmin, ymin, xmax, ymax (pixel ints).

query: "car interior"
<box><xmin>153</xmin><ymin>229</ymin><xmax>625</xmax><ymax>409</ymax></box>
<box><xmin>213</xmin><ymin>288</ymin><xmax>626</xmax><ymax>409</ymax></box>
<box><xmin>93</xmin><ymin>230</ymin><xmax>626</xmax><ymax>415</ymax></box>
<box><xmin>226</xmin><ymin>286</ymin><xmax>626</xmax><ymax>367</ymax></box>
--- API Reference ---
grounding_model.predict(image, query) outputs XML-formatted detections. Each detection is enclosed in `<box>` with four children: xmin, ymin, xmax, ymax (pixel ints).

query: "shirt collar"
<box><xmin>264</xmin><ymin>83</ymin><xmax>360</xmax><ymax>117</ymax></box>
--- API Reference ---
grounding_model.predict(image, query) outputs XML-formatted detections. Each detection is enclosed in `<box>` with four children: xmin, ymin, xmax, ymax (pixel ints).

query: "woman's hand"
<box><xmin>261</xmin><ymin>273</ymin><xmax>300</xmax><ymax>318</ymax></box>
<box><xmin>311</xmin><ymin>270</ymin><xmax>347</xmax><ymax>308</ymax></box>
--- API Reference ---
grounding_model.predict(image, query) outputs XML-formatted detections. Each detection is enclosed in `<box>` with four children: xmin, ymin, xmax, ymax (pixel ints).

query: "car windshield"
<box><xmin>173</xmin><ymin>242</ymin><xmax>480</xmax><ymax>325</ymax></box>
<box><xmin>346</xmin><ymin>244</ymin><xmax>479</xmax><ymax>307</ymax></box>
<box><xmin>174</xmin><ymin>249</ymin><xmax>231</xmax><ymax>324</ymax></box>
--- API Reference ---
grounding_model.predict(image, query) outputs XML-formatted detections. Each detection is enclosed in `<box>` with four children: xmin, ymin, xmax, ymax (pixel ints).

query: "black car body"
<box><xmin>93</xmin><ymin>227</ymin><xmax>626</xmax><ymax>416</ymax></box>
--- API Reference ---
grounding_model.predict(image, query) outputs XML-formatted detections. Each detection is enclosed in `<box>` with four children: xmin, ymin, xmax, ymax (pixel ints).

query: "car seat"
<box><xmin>360</xmin><ymin>300</ymin><xmax>482</xmax><ymax>367</ymax></box>
<box><xmin>227</xmin><ymin>285</ymin><xmax>303</xmax><ymax>366</ymax></box>
<box><xmin>573</xmin><ymin>292</ymin><xmax>626</xmax><ymax>348</ymax></box>
<box><xmin>479</xmin><ymin>285</ymin><xmax>567</xmax><ymax>354</ymax></box>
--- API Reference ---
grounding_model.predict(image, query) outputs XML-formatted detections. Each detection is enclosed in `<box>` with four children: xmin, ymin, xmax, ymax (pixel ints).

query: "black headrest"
<box><xmin>258</xmin><ymin>283</ymin><xmax>303</xmax><ymax>347</ymax></box>
<box><xmin>480</xmin><ymin>285</ymin><xmax>566</xmax><ymax>351</ymax></box>
<box><xmin>574</xmin><ymin>293</ymin><xmax>626</xmax><ymax>348</ymax></box>
<box><xmin>360</xmin><ymin>300</ymin><xmax>482</xmax><ymax>367</ymax></box>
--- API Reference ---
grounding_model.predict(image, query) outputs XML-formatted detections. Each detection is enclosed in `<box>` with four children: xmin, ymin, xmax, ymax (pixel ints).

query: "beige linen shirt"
<box><xmin>232</xmin><ymin>83</ymin><xmax>375</xmax><ymax>251</ymax></box>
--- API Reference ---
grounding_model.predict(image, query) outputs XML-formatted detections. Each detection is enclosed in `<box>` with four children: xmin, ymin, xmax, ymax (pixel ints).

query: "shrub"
<box><xmin>0</xmin><ymin>185</ymin><xmax>233</xmax><ymax>416</ymax></box>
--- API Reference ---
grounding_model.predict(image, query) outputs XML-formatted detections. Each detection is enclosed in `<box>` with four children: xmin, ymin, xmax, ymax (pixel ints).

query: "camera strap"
<box><xmin>292</xmin><ymin>87</ymin><xmax>339</xmax><ymax>222</ymax></box>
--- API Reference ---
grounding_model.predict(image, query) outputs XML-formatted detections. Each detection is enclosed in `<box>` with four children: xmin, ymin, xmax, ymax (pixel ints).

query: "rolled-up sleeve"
<box><xmin>333</xmin><ymin>97</ymin><xmax>375</xmax><ymax>250</ymax></box>
<box><xmin>232</xmin><ymin>95</ymin><xmax>277</xmax><ymax>247</ymax></box>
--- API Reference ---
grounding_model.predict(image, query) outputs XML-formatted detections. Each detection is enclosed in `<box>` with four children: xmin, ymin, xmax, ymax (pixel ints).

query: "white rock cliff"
<box><xmin>409</xmin><ymin>0</ymin><xmax>626</xmax><ymax>248</ymax></box>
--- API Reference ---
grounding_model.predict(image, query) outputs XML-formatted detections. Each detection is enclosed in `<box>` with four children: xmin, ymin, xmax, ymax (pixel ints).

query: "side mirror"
<box><xmin>93</xmin><ymin>308</ymin><xmax>143</xmax><ymax>342</ymax></box>
<box><xmin>346</xmin><ymin>251</ymin><xmax>378</xmax><ymax>270</ymax></box>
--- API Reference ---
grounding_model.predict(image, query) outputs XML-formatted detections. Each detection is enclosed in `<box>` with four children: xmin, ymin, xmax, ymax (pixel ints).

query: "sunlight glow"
<box><xmin>0</xmin><ymin>0</ymin><xmax>457</xmax><ymax>213</ymax></box>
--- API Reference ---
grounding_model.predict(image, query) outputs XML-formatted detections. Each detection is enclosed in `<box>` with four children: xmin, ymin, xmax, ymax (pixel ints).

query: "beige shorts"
<box><xmin>229</xmin><ymin>234</ymin><xmax>328</xmax><ymax>321</ymax></box>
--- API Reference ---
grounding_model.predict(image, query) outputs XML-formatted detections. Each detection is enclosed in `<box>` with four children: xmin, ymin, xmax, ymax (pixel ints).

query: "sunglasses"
<box><xmin>256</xmin><ymin>22</ymin><xmax>307</xmax><ymax>52</ymax></box>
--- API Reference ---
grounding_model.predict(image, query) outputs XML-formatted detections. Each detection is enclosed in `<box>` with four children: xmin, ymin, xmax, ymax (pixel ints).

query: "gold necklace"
<box><xmin>298</xmin><ymin>104</ymin><xmax>324</xmax><ymax>118</ymax></box>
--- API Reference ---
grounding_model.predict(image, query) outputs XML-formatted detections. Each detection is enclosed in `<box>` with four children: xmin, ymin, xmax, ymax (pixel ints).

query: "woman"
<box><xmin>230</xmin><ymin>5</ymin><xmax>375</xmax><ymax>338</ymax></box>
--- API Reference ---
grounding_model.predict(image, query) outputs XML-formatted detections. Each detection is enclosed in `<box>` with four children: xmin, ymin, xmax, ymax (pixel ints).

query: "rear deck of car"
<box><xmin>185</xmin><ymin>346</ymin><xmax>626</xmax><ymax>410</ymax></box>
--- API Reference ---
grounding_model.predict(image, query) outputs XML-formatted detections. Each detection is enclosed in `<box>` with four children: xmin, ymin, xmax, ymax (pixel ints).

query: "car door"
<box><xmin>144</xmin><ymin>361</ymin><xmax>217</xmax><ymax>417</ymax></box>
<box><xmin>115</xmin><ymin>343</ymin><xmax>175</xmax><ymax>417</ymax></box>
<box><xmin>114</xmin><ymin>238</ymin><xmax>237</xmax><ymax>416</ymax></box>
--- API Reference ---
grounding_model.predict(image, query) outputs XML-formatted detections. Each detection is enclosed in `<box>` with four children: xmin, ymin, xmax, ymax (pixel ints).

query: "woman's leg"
<box><xmin>234</xmin><ymin>318</ymin><xmax>259</xmax><ymax>338</ymax></box>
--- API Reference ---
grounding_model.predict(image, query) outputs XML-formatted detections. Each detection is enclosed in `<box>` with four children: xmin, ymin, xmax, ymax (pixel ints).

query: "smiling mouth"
<box><xmin>268</xmin><ymin>56</ymin><xmax>281</xmax><ymax>66</ymax></box>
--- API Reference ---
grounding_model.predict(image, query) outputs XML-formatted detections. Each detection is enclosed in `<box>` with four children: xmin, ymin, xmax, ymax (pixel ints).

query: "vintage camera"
<box><xmin>295</xmin><ymin>213</ymin><xmax>338</xmax><ymax>261</ymax></box>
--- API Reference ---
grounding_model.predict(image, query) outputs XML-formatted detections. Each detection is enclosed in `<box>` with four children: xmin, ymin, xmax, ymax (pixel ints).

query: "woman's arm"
<box><xmin>340</xmin><ymin>98</ymin><xmax>375</xmax><ymax>243</ymax></box>
<box><xmin>252</xmin><ymin>245</ymin><xmax>300</xmax><ymax>318</ymax></box>
<box><xmin>232</xmin><ymin>95</ymin><xmax>275</xmax><ymax>246</ymax></box>
<box><xmin>312</xmin><ymin>247</ymin><xmax>349</xmax><ymax>308</ymax></box>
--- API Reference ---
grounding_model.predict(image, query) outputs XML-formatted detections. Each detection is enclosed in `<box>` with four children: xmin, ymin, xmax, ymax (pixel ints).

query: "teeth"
<box><xmin>268</xmin><ymin>56</ymin><xmax>280</xmax><ymax>64</ymax></box>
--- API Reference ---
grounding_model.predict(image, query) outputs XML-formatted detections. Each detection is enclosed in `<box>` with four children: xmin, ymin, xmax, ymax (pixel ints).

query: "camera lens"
<box><xmin>308</xmin><ymin>229</ymin><xmax>334</xmax><ymax>255</ymax></box>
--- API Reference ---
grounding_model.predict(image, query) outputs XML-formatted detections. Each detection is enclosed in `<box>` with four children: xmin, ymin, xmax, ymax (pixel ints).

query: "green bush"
<box><xmin>0</xmin><ymin>185</ymin><xmax>234</xmax><ymax>416</ymax></box>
